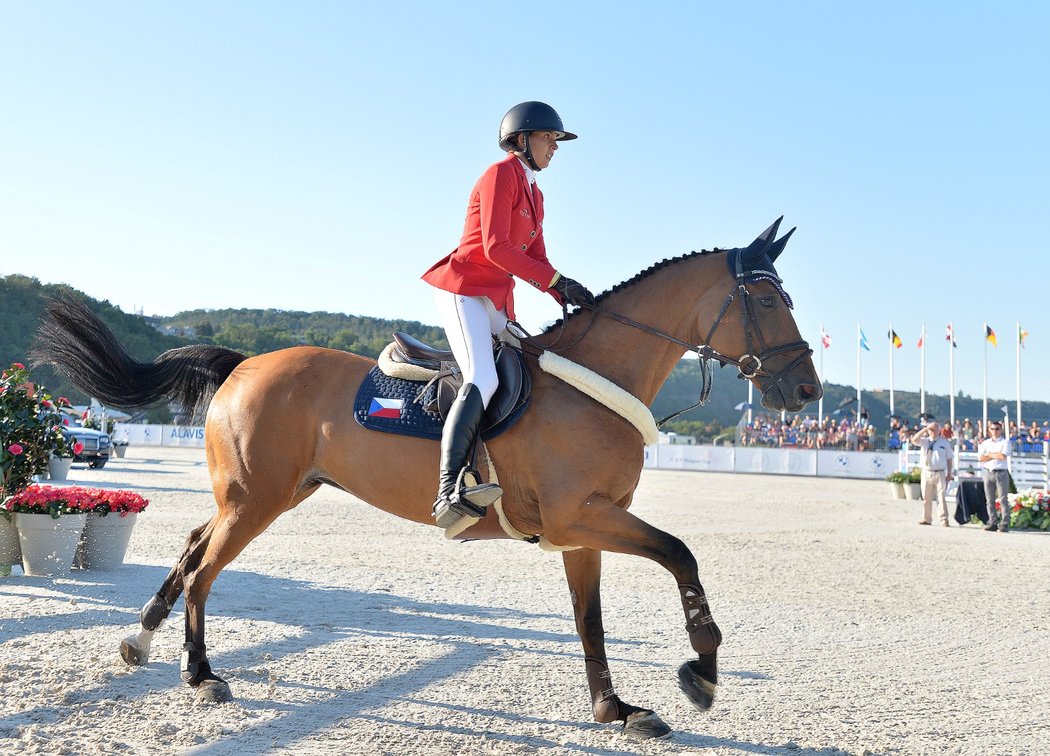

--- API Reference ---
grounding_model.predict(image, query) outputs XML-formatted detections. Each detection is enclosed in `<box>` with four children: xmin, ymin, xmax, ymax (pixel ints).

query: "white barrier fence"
<box><xmin>115</xmin><ymin>423</ymin><xmax>1049</xmax><ymax>487</ymax></box>
<box><xmin>902</xmin><ymin>448</ymin><xmax>1048</xmax><ymax>490</ymax></box>
<box><xmin>643</xmin><ymin>444</ymin><xmax>897</xmax><ymax>480</ymax></box>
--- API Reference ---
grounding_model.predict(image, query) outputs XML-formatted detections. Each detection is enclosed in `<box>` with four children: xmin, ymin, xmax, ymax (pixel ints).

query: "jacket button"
<box><xmin>530</xmin><ymin>231</ymin><xmax>536</xmax><ymax>237</ymax></box>
<box><xmin>520</xmin><ymin>244</ymin><xmax>527</xmax><ymax>250</ymax></box>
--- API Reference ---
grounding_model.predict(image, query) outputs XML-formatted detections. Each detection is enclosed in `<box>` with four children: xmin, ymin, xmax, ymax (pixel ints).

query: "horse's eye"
<box><xmin>759</xmin><ymin>297</ymin><xmax>775</xmax><ymax>308</ymax></box>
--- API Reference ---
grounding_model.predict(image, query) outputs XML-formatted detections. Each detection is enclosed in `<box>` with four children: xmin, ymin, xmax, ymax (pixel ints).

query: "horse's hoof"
<box><xmin>194</xmin><ymin>679</ymin><xmax>233</xmax><ymax>704</ymax></box>
<box><xmin>677</xmin><ymin>658</ymin><xmax>717</xmax><ymax>711</ymax></box>
<box><xmin>120</xmin><ymin>636</ymin><xmax>149</xmax><ymax>666</ymax></box>
<box><xmin>623</xmin><ymin>710</ymin><xmax>672</xmax><ymax>740</ymax></box>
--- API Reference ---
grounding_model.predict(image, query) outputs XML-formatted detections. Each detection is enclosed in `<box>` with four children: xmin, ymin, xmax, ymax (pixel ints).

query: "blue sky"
<box><xmin>2</xmin><ymin>2</ymin><xmax>1047</xmax><ymax>403</ymax></box>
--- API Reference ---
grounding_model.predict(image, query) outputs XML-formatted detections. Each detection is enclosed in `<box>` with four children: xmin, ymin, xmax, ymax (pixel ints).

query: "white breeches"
<box><xmin>433</xmin><ymin>290</ymin><xmax>509</xmax><ymax>408</ymax></box>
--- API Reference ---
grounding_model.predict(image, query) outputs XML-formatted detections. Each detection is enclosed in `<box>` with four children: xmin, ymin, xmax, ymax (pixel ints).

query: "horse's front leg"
<box><xmin>546</xmin><ymin>495</ymin><xmax>721</xmax><ymax>714</ymax></box>
<box><xmin>562</xmin><ymin>547</ymin><xmax>672</xmax><ymax>740</ymax></box>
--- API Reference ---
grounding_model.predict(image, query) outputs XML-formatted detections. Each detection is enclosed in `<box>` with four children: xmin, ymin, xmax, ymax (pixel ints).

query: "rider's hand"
<box><xmin>552</xmin><ymin>274</ymin><xmax>595</xmax><ymax>307</ymax></box>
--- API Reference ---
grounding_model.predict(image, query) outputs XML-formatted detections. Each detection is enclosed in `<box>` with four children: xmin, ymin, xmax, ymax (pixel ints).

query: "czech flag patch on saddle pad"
<box><xmin>367</xmin><ymin>397</ymin><xmax>404</xmax><ymax>419</ymax></box>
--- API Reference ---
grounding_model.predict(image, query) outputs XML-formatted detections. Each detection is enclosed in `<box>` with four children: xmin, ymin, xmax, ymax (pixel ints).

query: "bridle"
<box><xmin>511</xmin><ymin>250</ymin><xmax>812</xmax><ymax>427</ymax></box>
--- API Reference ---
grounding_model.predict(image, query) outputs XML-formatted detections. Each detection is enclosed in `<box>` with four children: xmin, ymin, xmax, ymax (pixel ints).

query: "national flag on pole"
<box><xmin>368</xmin><ymin>397</ymin><xmax>405</xmax><ymax>419</ymax></box>
<box><xmin>945</xmin><ymin>324</ymin><xmax>956</xmax><ymax>347</ymax></box>
<box><xmin>917</xmin><ymin>333</ymin><xmax>924</xmax><ymax>348</ymax></box>
<box><xmin>888</xmin><ymin>330</ymin><xmax>902</xmax><ymax>349</ymax></box>
<box><xmin>820</xmin><ymin>326</ymin><xmax>831</xmax><ymax>349</ymax></box>
<box><xmin>859</xmin><ymin>329</ymin><xmax>870</xmax><ymax>351</ymax></box>
<box><xmin>986</xmin><ymin>325</ymin><xmax>997</xmax><ymax>347</ymax></box>
<box><xmin>1019</xmin><ymin>326</ymin><xmax>1029</xmax><ymax>348</ymax></box>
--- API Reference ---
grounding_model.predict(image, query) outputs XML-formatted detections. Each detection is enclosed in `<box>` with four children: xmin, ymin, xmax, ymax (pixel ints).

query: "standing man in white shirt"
<box><xmin>909</xmin><ymin>421</ymin><xmax>955</xmax><ymax>527</ymax></box>
<box><xmin>977</xmin><ymin>420</ymin><xmax>1011</xmax><ymax>532</ymax></box>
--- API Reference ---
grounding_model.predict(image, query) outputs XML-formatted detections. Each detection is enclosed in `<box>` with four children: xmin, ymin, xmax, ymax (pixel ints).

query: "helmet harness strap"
<box><xmin>519</xmin><ymin>132</ymin><xmax>541</xmax><ymax>172</ymax></box>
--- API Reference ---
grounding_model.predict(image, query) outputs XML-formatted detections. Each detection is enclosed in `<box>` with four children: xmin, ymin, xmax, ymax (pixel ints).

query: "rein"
<box><xmin>510</xmin><ymin>277</ymin><xmax>812</xmax><ymax>428</ymax></box>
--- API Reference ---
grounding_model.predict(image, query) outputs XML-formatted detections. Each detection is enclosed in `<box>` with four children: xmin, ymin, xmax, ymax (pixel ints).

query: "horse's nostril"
<box><xmin>797</xmin><ymin>384</ymin><xmax>821</xmax><ymax>401</ymax></box>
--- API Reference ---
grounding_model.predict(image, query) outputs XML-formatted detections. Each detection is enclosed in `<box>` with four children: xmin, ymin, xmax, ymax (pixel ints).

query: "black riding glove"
<box><xmin>552</xmin><ymin>275</ymin><xmax>595</xmax><ymax>307</ymax></box>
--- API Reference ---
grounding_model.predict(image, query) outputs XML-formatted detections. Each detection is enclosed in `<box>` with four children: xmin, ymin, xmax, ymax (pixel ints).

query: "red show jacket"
<box><xmin>422</xmin><ymin>154</ymin><xmax>560</xmax><ymax>321</ymax></box>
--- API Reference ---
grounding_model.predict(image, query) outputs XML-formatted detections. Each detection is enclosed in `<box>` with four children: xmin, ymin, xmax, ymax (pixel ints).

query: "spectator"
<box><xmin>978</xmin><ymin>421</ymin><xmax>1011</xmax><ymax>533</ymax></box>
<box><xmin>909</xmin><ymin>421</ymin><xmax>955</xmax><ymax>527</ymax></box>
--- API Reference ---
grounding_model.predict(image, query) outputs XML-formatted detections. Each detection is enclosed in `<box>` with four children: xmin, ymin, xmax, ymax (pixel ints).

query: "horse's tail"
<box><xmin>31</xmin><ymin>297</ymin><xmax>247</xmax><ymax>419</ymax></box>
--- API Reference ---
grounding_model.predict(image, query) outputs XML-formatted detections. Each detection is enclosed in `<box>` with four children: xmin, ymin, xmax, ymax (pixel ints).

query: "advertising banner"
<box><xmin>113</xmin><ymin>424</ymin><xmax>206</xmax><ymax>448</ymax></box>
<box><xmin>654</xmin><ymin>444</ymin><xmax>734</xmax><ymax>472</ymax></box>
<box><xmin>815</xmin><ymin>450</ymin><xmax>897</xmax><ymax>479</ymax></box>
<box><xmin>734</xmin><ymin>447</ymin><xmax>817</xmax><ymax>476</ymax></box>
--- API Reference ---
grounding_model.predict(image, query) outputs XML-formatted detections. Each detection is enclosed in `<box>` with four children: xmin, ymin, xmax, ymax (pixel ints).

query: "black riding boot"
<box><xmin>433</xmin><ymin>383</ymin><xmax>504</xmax><ymax>528</ymax></box>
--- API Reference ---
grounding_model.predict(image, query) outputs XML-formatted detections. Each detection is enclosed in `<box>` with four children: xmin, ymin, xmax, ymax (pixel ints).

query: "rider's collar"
<box><xmin>517</xmin><ymin>158</ymin><xmax>536</xmax><ymax>185</ymax></box>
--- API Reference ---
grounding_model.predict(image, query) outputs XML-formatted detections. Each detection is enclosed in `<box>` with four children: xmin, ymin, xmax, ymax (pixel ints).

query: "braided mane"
<box><xmin>541</xmin><ymin>248</ymin><xmax>724</xmax><ymax>335</ymax></box>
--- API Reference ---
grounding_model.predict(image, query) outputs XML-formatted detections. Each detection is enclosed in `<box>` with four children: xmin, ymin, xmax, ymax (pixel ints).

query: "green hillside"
<box><xmin>1</xmin><ymin>275</ymin><xmax>185</xmax><ymax>420</ymax></box>
<box><xmin>4</xmin><ymin>274</ymin><xmax>1047</xmax><ymax>434</ymax></box>
<box><xmin>153</xmin><ymin>308</ymin><xmax>448</xmax><ymax>357</ymax></box>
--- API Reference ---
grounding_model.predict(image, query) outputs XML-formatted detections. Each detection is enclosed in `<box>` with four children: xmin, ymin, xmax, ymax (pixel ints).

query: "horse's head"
<box><xmin>701</xmin><ymin>218</ymin><xmax>822</xmax><ymax>413</ymax></box>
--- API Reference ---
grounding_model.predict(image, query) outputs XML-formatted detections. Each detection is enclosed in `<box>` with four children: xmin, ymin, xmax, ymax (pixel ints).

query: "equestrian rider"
<box><xmin>421</xmin><ymin>101</ymin><xmax>595</xmax><ymax>527</ymax></box>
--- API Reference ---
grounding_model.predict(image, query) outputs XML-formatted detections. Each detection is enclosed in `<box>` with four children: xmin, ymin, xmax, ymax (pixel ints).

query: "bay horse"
<box><xmin>34</xmin><ymin>219</ymin><xmax>821</xmax><ymax>740</ymax></box>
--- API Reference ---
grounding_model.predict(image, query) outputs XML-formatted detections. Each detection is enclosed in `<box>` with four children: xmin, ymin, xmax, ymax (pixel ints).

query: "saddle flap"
<box><xmin>482</xmin><ymin>344</ymin><xmax>531</xmax><ymax>430</ymax></box>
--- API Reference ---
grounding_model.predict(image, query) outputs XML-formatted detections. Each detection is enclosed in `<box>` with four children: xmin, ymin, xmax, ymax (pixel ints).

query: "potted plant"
<box><xmin>111</xmin><ymin>439</ymin><xmax>129</xmax><ymax>459</ymax></box>
<box><xmin>885</xmin><ymin>471</ymin><xmax>908</xmax><ymax>500</ymax></box>
<box><xmin>48</xmin><ymin>439</ymin><xmax>82</xmax><ymax>481</ymax></box>
<box><xmin>1</xmin><ymin>363</ymin><xmax>72</xmax><ymax>495</ymax></box>
<box><xmin>0</xmin><ymin>510</ymin><xmax>19</xmax><ymax>576</ymax></box>
<box><xmin>2</xmin><ymin>484</ymin><xmax>89</xmax><ymax>576</ymax></box>
<box><xmin>904</xmin><ymin>468</ymin><xmax>923</xmax><ymax>500</ymax></box>
<box><xmin>73</xmin><ymin>486</ymin><xmax>149</xmax><ymax>569</ymax></box>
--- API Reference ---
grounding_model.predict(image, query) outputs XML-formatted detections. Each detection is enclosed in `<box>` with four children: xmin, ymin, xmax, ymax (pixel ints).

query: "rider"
<box><xmin>421</xmin><ymin>101</ymin><xmax>595</xmax><ymax>527</ymax></box>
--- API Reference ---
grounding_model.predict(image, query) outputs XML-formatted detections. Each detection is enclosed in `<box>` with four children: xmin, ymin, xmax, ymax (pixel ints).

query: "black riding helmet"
<box><xmin>498</xmin><ymin>101</ymin><xmax>577</xmax><ymax>171</ymax></box>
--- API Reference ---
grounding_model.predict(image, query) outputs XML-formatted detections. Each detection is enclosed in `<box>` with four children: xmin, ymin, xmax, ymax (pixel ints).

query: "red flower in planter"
<box><xmin>73</xmin><ymin>441</ymin><xmax>85</xmax><ymax>455</ymax></box>
<box><xmin>3</xmin><ymin>484</ymin><xmax>149</xmax><ymax>517</ymax></box>
<box><xmin>6</xmin><ymin>444</ymin><xmax>23</xmax><ymax>456</ymax></box>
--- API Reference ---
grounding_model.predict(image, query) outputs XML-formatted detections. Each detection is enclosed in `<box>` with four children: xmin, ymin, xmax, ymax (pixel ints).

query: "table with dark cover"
<box><xmin>954</xmin><ymin>478</ymin><xmax>989</xmax><ymax>524</ymax></box>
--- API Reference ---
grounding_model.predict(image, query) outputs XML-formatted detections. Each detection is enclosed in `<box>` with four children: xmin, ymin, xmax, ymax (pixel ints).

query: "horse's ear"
<box><xmin>742</xmin><ymin>216</ymin><xmax>784</xmax><ymax>263</ymax></box>
<box><xmin>754</xmin><ymin>216</ymin><xmax>784</xmax><ymax>246</ymax></box>
<box><xmin>766</xmin><ymin>226</ymin><xmax>796</xmax><ymax>261</ymax></box>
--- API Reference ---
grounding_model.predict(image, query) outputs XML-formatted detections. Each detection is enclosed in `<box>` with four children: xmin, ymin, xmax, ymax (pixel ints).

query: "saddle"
<box><xmin>371</xmin><ymin>331</ymin><xmax>532</xmax><ymax>436</ymax></box>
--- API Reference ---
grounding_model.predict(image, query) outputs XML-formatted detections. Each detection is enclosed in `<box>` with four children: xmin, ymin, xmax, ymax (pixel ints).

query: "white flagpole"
<box><xmin>856</xmin><ymin>324</ymin><xmax>863</xmax><ymax>421</ymax></box>
<box><xmin>747</xmin><ymin>381</ymin><xmax>753</xmax><ymax>425</ymax></box>
<box><xmin>920</xmin><ymin>323</ymin><xmax>926</xmax><ymax>418</ymax></box>
<box><xmin>1016</xmin><ymin>322</ymin><xmax>1023</xmax><ymax>433</ymax></box>
<box><xmin>818</xmin><ymin>322</ymin><xmax>825</xmax><ymax>423</ymax></box>
<box><xmin>949</xmin><ymin>322</ymin><xmax>956</xmax><ymax>426</ymax></box>
<box><xmin>983</xmin><ymin>322</ymin><xmax>989</xmax><ymax>431</ymax></box>
<box><xmin>888</xmin><ymin>322</ymin><xmax>895</xmax><ymax>417</ymax></box>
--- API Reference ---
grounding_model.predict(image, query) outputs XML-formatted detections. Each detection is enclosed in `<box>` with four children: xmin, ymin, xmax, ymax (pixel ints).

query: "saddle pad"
<box><xmin>353</xmin><ymin>366</ymin><xmax>528</xmax><ymax>440</ymax></box>
<box><xmin>354</xmin><ymin>366</ymin><xmax>443</xmax><ymax>440</ymax></box>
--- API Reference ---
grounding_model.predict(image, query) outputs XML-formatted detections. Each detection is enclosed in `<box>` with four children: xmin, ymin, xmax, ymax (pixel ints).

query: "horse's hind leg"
<box><xmin>179</xmin><ymin>486</ymin><xmax>300</xmax><ymax>703</ymax></box>
<box><xmin>120</xmin><ymin>522</ymin><xmax>209</xmax><ymax>666</ymax></box>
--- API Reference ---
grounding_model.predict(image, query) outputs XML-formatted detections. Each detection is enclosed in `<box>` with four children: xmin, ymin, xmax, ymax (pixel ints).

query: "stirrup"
<box><xmin>432</xmin><ymin>469</ymin><xmax>503</xmax><ymax>529</ymax></box>
<box><xmin>454</xmin><ymin>467</ymin><xmax>503</xmax><ymax>509</ymax></box>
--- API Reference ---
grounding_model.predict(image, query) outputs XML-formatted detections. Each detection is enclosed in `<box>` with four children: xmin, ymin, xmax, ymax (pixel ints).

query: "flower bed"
<box><xmin>3</xmin><ymin>484</ymin><xmax>149</xmax><ymax>519</ymax></box>
<box><xmin>1008</xmin><ymin>490</ymin><xmax>1050</xmax><ymax>531</ymax></box>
